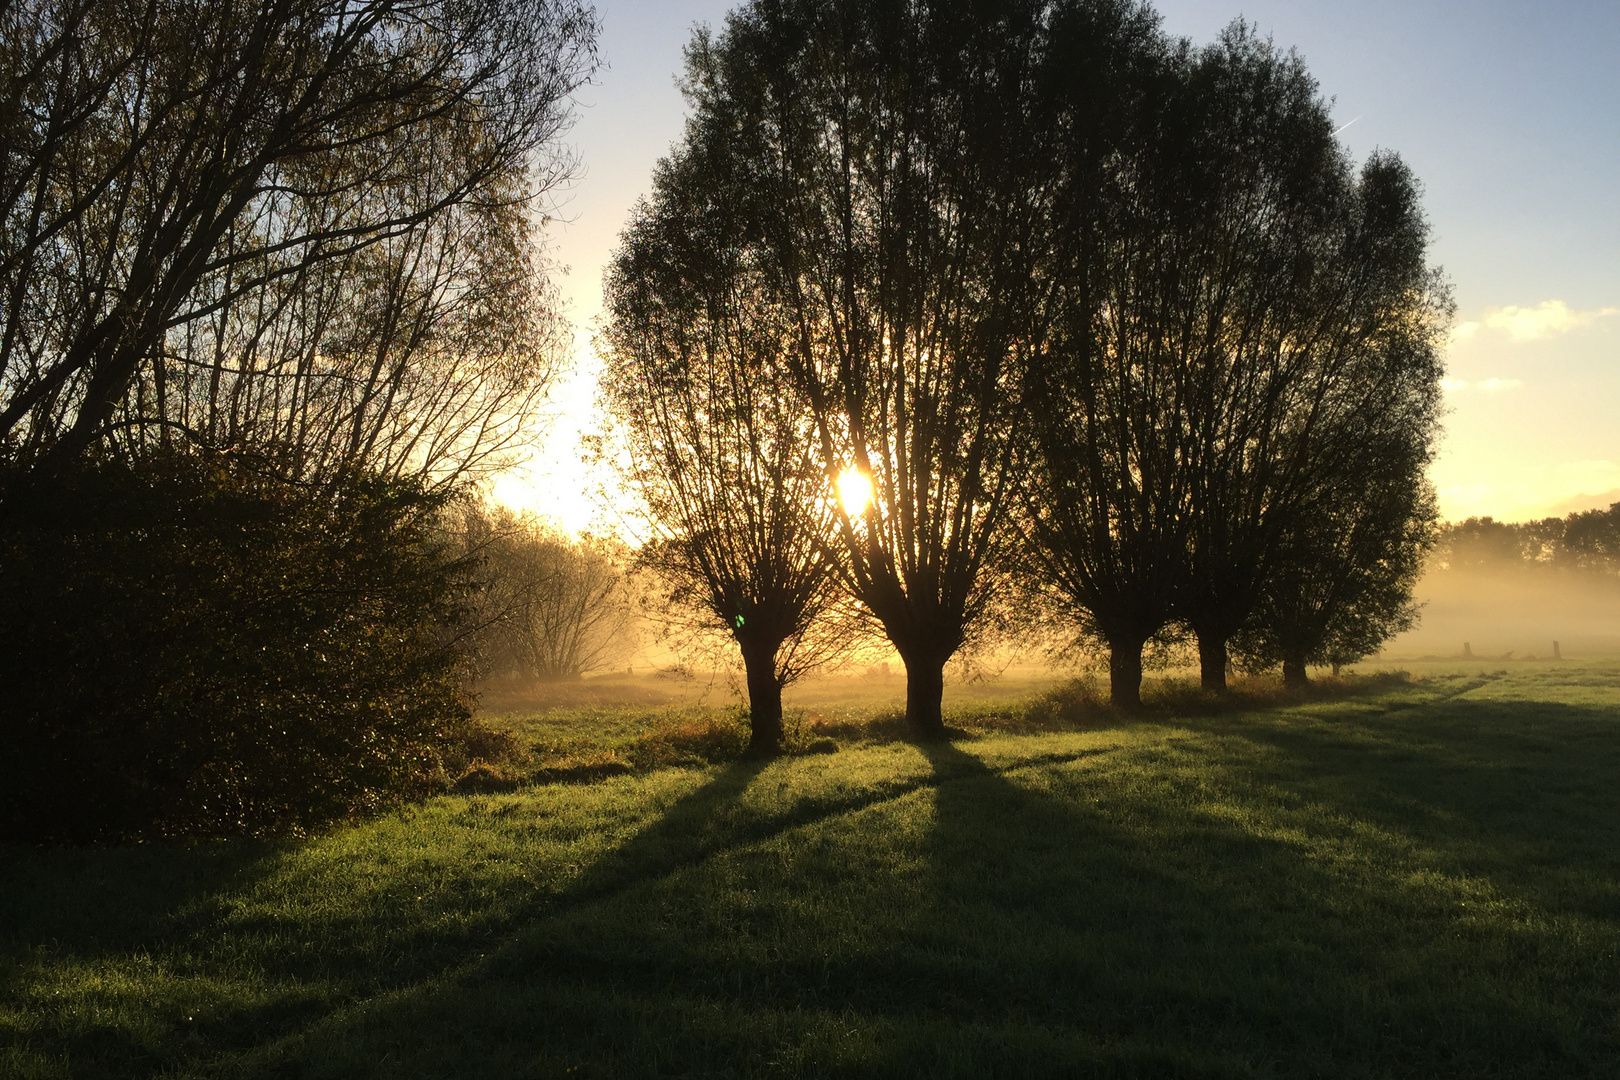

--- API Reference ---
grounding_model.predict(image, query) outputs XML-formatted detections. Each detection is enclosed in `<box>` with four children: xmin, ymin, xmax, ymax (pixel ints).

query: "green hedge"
<box><xmin>0</xmin><ymin>453</ymin><xmax>477</xmax><ymax>842</ymax></box>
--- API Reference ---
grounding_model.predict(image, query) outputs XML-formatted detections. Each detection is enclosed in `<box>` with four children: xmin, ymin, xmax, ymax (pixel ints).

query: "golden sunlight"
<box><xmin>838</xmin><ymin>467</ymin><xmax>874</xmax><ymax>516</ymax></box>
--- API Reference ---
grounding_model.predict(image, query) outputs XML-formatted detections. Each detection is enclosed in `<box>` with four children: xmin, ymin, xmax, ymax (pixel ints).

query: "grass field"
<box><xmin>6</xmin><ymin>662</ymin><xmax>1620</xmax><ymax>1077</ymax></box>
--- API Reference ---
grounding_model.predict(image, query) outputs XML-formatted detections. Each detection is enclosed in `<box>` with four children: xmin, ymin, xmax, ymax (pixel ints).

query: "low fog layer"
<box><xmin>1377</xmin><ymin>510</ymin><xmax>1620</xmax><ymax>661</ymax></box>
<box><xmin>1382</xmin><ymin>568</ymin><xmax>1620</xmax><ymax>660</ymax></box>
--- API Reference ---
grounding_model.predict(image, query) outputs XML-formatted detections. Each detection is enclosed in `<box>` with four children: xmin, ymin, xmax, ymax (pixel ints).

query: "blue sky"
<box><xmin>496</xmin><ymin>0</ymin><xmax>1620</xmax><ymax>530</ymax></box>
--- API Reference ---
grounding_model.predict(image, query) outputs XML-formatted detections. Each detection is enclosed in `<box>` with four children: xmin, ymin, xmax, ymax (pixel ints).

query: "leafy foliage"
<box><xmin>0</xmin><ymin>0</ymin><xmax>598</xmax><ymax>842</ymax></box>
<box><xmin>625</xmin><ymin>0</ymin><xmax>1100</xmax><ymax>735</ymax></box>
<box><xmin>0</xmin><ymin>453</ymin><xmax>479</xmax><ymax>841</ymax></box>
<box><xmin>1235</xmin><ymin>462</ymin><xmax>1437</xmax><ymax>682</ymax></box>
<box><xmin>1025</xmin><ymin>22</ymin><xmax>1447</xmax><ymax>702</ymax></box>
<box><xmin>600</xmin><ymin>114</ymin><xmax>853</xmax><ymax>753</ymax></box>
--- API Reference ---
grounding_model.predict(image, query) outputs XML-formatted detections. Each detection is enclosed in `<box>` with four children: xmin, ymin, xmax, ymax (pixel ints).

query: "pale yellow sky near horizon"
<box><xmin>494</xmin><ymin>301</ymin><xmax>1620</xmax><ymax>536</ymax></box>
<box><xmin>1433</xmin><ymin>301</ymin><xmax>1620</xmax><ymax>522</ymax></box>
<box><xmin>490</xmin><ymin>0</ymin><xmax>1620</xmax><ymax>538</ymax></box>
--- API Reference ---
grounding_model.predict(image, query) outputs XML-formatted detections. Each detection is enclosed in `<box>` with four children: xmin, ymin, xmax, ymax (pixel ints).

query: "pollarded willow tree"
<box><xmin>1020</xmin><ymin>0</ymin><xmax>1192</xmax><ymax>709</ymax></box>
<box><xmin>0</xmin><ymin>0</ymin><xmax>597</xmax><ymax>480</ymax></box>
<box><xmin>1165</xmin><ymin>30</ymin><xmax>1450</xmax><ymax>692</ymax></box>
<box><xmin>669</xmin><ymin>0</ymin><xmax>1100</xmax><ymax>736</ymax></box>
<box><xmin>1027</xmin><ymin>22</ymin><xmax>1448</xmax><ymax>705</ymax></box>
<box><xmin>1221</xmin><ymin>150</ymin><xmax>1446</xmax><ymax>687</ymax></box>
<box><xmin>601</xmin><ymin>141</ymin><xmax>849</xmax><ymax>755</ymax></box>
<box><xmin>1235</xmin><ymin>436</ymin><xmax>1437</xmax><ymax>686</ymax></box>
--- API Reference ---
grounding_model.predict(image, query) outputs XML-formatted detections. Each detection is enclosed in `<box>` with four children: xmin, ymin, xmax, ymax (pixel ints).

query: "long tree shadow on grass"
<box><xmin>855</xmin><ymin>734</ymin><xmax>1620</xmax><ymax>1078</ymax></box>
<box><xmin>0</xmin><ymin>760</ymin><xmax>775</xmax><ymax>1080</ymax></box>
<box><xmin>8</xmin><ymin>749</ymin><xmax>980</xmax><ymax>1079</ymax></box>
<box><xmin>19</xmin><ymin>695</ymin><xmax>1620</xmax><ymax>1079</ymax></box>
<box><xmin>544</xmin><ymin>755</ymin><xmax>773</xmax><ymax>905</ymax></box>
<box><xmin>0</xmin><ymin>840</ymin><xmax>285</xmax><ymax>959</ymax></box>
<box><xmin>301</xmin><ymin>709</ymin><xmax>1620</xmax><ymax>1080</ymax></box>
<box><xmin>1171</xmin><ymin>694</ymin><xmax>1620</xmax><ymax>925</ymax></box>
<box><xmin>218</xmin><ymin>712</ymin><xmax>1620</xmax><ymax>1079</ymax></box>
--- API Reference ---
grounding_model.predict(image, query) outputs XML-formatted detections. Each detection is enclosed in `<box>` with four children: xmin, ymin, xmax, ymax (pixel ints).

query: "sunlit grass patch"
<box><xmin>463</xmin><ymin>669</ymin><xmax>1448</xmax><ymax>794</ymax></box>
<box><xmin>471</xmin><ymin>666</ymin><xmax>1432</xmax><ymax>778</ymax></box>
<box><xmin>6</xmin><ymin>664</ymin><xmax>1620</xmax><ymax>1077</ymax></box>
<box><xmin>796</xmin><ymin>669</ymin><xmax>1430</xmax><ymax>745</ymax></box>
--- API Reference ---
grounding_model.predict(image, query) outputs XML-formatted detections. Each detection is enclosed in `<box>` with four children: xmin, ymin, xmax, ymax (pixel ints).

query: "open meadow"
<box><xmin>6</xmin><ymin>661</ymin><xmax>1620</xmax><ymax>1078</ymax></box>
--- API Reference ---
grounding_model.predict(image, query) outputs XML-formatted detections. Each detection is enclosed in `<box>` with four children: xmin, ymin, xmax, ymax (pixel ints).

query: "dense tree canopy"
<box><xmin>634</xmin><ymin>0</ymin><xmax>1127</xmax><ymax>735</ymax></box>
<box><xmin>1020</xmin><ymin>3</ymin><xmax>1192</xmax><ymax>708</ymax></box>
<box><xmin>1435</xmin><ymin>506</ymin><xmax>1620</xmax><ymax>576</ymax></box>
<box><xmin>1026</xmin><ymin>23</ymin><xmax>1447</xmax><ymax>704</ymax></box>
<box><xmin>1234</xmin><ymin>437</ymin><xmax>1437</xmax><ymax>686</ymax></box>
<box><xmin>0</xmin><ymin>452</ymin><xmax>478</xmax><ymax>841</ymax></box>
<box><xmin>610</xmin><ymin>1</ymin><xmax>1446</xmax><ymax>717</ymax></box>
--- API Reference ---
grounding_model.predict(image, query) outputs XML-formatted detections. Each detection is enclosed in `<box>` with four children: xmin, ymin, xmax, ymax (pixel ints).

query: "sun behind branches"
<box><xmin>837</xmin><ymin>467</ymin><xmax>873</xmax><ymax>516</ymax></box>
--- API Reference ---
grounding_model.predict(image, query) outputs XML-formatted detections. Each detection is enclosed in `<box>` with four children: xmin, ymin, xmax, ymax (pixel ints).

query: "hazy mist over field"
<box><xmin>1381</xmin><ymin>566</ymin><xmax>1620</xmax><ymax>661</ymax></box>
<box><xmin>501</xmin><ymin>554</ymin><xmax>1620</xmax><ymax>706</ymax></box>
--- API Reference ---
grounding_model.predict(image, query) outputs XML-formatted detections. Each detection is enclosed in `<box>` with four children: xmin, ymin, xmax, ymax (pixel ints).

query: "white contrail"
<box><xmin>1333</xmin><ymin>114</ymin><xmax>1364</xmax><ymax>137</ymax></box>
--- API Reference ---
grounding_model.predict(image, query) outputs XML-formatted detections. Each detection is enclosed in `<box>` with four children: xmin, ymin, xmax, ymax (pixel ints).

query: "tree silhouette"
<box><xmin>1022</xmin><ymin>13</ymin><xmax>1203</xmax><ymax>708</ymax></box>
<box><xmin>125</xmin><ymin>183</ymin><xmax>568</xmax><ymax>489</ymax></box>
<box><xmin>1021</xmin><ymin>65</ymin><xmax>1194</xmax><ymax>710</ymax></box>
<box><xmin>1170</xmin><ymin>33</ymin><xmax>1449</xmax><ymax>691</ymax></box>
<box><xmin>456</xmin><ymin>505</ymin><xmax>637</xmax><ymax>683</ymax></box>
<box><xmin>601</xmin><ymin>144</ymin><xmax>848</xmax><ymax>755</ymax></box>
<box><xmin>668</xmin><ymin>0</ymin><xmax>1098</xmax><ymax>735</ymax></box>
<box><xmin>1236</xmin><ymin>435</ymin><xmax>1437</xmax><ymax>686</ymax></box>
<box><xmin>1</xmin><ymin>0</ymin><xmax>596</xmax><ymax>475</ymax></box>
<box><xmin>1027</xmin><ymin>23</ymin><xmax>1447</xmax><ymax>703</ymax></box>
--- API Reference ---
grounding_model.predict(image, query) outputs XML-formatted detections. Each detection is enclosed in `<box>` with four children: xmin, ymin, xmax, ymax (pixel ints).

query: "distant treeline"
<box><xmin>457</xmin><ymin>506</ymin><xmax>638</xmax><ymax>684</ymax></box>
<box><xmin>1434</xmin><ymin>507</ymin><xmax>1620</xmax><ymax>574</ymax></box>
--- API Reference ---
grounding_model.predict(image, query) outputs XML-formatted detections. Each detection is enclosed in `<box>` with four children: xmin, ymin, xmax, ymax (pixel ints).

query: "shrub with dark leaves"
<box><xmin>0</xmin><ymin>452</ymin><xmax>477</xmax><ymax>842</ymax></box>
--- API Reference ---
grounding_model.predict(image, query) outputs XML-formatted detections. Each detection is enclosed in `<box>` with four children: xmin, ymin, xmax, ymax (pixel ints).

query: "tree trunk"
<box><xmin>1282</xmin><ymin>655</ymin><xmax>1309</xmax><ymax>688</ymax></box>
<box><xmin>901</xmin><ymin>650</ymin><xmax>947</xmax><ymax>738</ymax></box>
<box><xmin>1109</xmin><ymin>638</ymin><xmax>1145</xmax><ymax>709</ymax></box>
<box><xmin>1197</xmin><ymin>632</ymin><xmax>1228</xmax><ymax>692</ymax></box>
<box><xmin>740</xmin><ymin>643</ymin><xmax>784</xmax><ymax>755</ymax></box>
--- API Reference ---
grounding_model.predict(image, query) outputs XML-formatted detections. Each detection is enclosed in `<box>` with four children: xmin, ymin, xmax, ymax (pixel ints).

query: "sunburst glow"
<box><xmin>838</xmin><ymin>467</ymin><xmax>874</xmax><ymax>516</ymax></box>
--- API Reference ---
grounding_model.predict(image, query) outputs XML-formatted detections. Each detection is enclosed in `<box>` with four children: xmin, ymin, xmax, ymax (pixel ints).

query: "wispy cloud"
<box><xmin>1466</xmin><ymin>300</ymin><xmax>1619</xmax><ymax>342</ymax></box>
<box><xmin>1441</xmin><ymin>377</ymin><xmax>1523</xmax><ymax>394</ymax></box>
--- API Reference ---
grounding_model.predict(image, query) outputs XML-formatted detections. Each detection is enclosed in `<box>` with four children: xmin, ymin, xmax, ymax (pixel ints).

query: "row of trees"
<box><xmin>602</xmin><ymin>0</ymin><xmax>1446</xmax><ymax>749</ymax></box>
